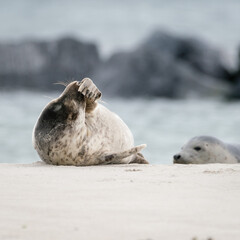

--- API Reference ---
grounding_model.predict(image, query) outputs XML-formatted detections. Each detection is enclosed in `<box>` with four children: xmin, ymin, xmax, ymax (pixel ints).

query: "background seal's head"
<box><xmin>173</xmin><ymin>136</ymin><xmax>228</xmax><ymax>164</ymax></box>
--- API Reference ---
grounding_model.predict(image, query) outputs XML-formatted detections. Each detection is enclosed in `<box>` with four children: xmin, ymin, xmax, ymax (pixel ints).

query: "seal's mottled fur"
<box><xmin>33</xmin><ymin>78</ymin><xmax>148</xmax><ymax>166</ymax></box>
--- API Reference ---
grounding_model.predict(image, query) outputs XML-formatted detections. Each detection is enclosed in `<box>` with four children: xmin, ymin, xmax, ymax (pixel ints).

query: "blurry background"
<box><xmin>0</xmin><ymin>0</ymin><xmax>240</xmax><ymax>164</ymax></box>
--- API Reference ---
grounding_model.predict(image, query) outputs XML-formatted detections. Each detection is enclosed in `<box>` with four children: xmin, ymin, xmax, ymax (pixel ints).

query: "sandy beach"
<box><xmin>0</xmin><ymin>162</ymin><xmax>240</xmax><ymax>240</ymax></box>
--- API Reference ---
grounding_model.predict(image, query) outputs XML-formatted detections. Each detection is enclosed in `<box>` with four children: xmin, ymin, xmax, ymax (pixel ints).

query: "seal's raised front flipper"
<box><xmin>78</xmin><ymin>78</ymin><xmax>102</xmax><ymax>112</ymax></box>
<box><xmin>100</xmin><ymin>144</ymin><xmax>148</xmax><ymax>164</ymax></box>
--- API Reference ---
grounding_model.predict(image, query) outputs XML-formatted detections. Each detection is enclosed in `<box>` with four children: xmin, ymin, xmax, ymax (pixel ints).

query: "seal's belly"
<box><xmin>85</xmin><ymin>104</ymin><xmax>134</xmax><ymax>152</ymax></box>
<box><xmin>46</xmin><ymin>104</ymin><xmax>135</xmax><ymax>166</ymax></box>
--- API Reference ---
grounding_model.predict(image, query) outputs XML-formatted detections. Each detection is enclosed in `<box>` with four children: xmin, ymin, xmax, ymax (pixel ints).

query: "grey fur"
<box><xmin>174</xmin><ymin>135</ymin><xmax>240</xmax><ymax>164</ymax></box>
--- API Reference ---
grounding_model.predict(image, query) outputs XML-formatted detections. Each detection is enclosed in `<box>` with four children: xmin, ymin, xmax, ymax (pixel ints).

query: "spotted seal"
<box><xmin>173</xmin><ymin>136</ymin><xmax>240</xmax><ymax>164</ymax></box>
<box><xmin>33</xmin><ymin>78</ymin><xmax>148</xmax><ymax>166</ymax></box>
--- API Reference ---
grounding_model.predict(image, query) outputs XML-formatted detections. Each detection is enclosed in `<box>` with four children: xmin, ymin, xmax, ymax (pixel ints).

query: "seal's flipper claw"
<box><xmin>78</xmin><ymin>78</ymin><xmax>101</xmax><ymax>102</ymax></box>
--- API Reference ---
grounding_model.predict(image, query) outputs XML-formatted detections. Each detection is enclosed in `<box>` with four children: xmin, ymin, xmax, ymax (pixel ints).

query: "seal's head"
<box><xmin>173</xmin><ymin>136</ymin><xmax>231</xmax><ymax>164</ymax></box>
<box><xmin>33</xmin><ymin>81</ymin><xmax>85</xmax><ymax>161</ymax></box>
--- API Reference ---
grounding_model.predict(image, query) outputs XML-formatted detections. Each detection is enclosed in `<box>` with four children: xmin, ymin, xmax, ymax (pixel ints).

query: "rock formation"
<box><xmin>0</xmin><ymin>37</ymin><xmax>100</xmax><ymax>91</ymax></box>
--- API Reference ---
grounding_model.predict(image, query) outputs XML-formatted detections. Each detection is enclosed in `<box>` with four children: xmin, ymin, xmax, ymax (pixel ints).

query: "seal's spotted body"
<box><xmin>33</xmin><ymin>78</ymin><xmax>148</xmax><ymax>166</ymax></box>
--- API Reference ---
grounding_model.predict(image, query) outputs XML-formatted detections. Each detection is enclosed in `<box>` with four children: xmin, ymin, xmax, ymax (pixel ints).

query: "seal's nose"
<box><xmin>173</xmin><ymin>154</ymin><xmax>181</xmax><ymax>163</ymax></box>
<box><xmin>67</xmin><ymin>81</ymin><xmax>79</xmax><ymax>89</ymax></box>
<box><xmin>60</xmin><ymin>81</ymin><xmax>80</xmax><ymax>98</ymax></box>
<box><xmin>174</xmin><ymin>154</ymin><xmax>181</xmax><ymax>160</ymax></box>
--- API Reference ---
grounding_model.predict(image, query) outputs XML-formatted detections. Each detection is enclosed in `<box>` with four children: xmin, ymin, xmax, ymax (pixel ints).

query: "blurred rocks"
<box><xmin>0</xmin><ymin>31</ymin><xmax>238</xmax><ymax>99</ymax></box>
<box><xmin>93</xmin><ymin>31</ymin><xmax>232</xmax><ymax>98</ymax></box>
<box><xmin>0</xmin><ymin>37</ymin><xmax>100</xmax><ymax>90</ymax></box>
<box><xmin>227</xmin><ymin>48</ymin><xmax>240</xmax><ymax>99</ymax></box>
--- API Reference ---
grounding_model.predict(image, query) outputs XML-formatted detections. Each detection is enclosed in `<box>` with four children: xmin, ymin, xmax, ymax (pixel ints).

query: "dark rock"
<box><xmin>229</xmin><ymin>80</ymin><xmax>240</xmax><ymax>99</ymax></box>
<box><xmin>0</xmin><ymin>31</ymin><xmax>235</xmax><ymax>99</ymax></box>
<box><xmin>93</xmin><ymin>31</ymin><xmax>232</xmax><ymax>98</ymax></box>
<box><xmin>227</xmin><ymin>48</ymin><xmax>240</xmax><ymax>99</ymax></box>
<box><xmin>0</xmin><ymin>37</ymin><xmax>100</xmax><ymax>91</ymax></box>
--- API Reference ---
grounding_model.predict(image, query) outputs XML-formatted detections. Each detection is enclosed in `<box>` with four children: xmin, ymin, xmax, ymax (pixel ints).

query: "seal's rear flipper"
<box><xmin>129</xmin><ymin>152</ymin><xmax>149</xmax><ymax>164</ymax></box>
<box><xmin>102</xmin><ymin>144</ymin><xmax>147</xmax><ymax>164</ymax></box>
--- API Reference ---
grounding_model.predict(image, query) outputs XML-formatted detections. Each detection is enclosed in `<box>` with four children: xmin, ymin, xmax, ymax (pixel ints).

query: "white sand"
<box><xmin>0</xmin><ymin>162</ymin><xmax>240</xmax><ymax>240</ymax></box>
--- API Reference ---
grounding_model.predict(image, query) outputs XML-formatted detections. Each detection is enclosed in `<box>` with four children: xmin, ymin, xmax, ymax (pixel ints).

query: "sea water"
<box><xmin>1</xmin><ymin>91</ymin><xmax>240</xmax><ymax>164</ymax></box>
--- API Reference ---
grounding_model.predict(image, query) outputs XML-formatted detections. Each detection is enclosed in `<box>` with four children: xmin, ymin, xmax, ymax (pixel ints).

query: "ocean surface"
<box><xmin>1</xmin><ymin>91</ymin><xmax>240</xmax><ymax>164</ymax></box>
<box><xmin>0</xmin><ymin>0</ymin><xmax>239</xmax><ymax>59</ymax></box>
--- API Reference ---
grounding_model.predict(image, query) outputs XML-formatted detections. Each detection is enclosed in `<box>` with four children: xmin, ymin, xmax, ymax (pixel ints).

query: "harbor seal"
<box><xmin>173</xmin><ymin>136</ymin><xmax>240</xmax><ymax>164</ymax></box>
<box><xmin>33</xmin><ymin>78</ymin><xmax>148</xmax><ymax>166</ymax></box>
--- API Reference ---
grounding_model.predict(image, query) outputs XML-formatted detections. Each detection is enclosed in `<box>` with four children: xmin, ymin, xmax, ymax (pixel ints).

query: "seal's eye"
<box><xmin>194</xmin><ymin>147</ymin><xmax>201</xmax><ymax>151</ymax></box>
<box><xmin>53</xmin><ymin>104</ymin><xmax>62</xmax><ymax>112</ymax></box>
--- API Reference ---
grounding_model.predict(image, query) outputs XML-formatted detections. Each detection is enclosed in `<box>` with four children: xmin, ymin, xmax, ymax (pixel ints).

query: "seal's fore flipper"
<box><xmin>101</xmin><ymin>144</ymin><xmax>147</xmax><ymax>164</ymax></box>
<box><xmin>78</xmin><ymin>78</ymin><xmax>102</xmax><ymax>102</ymax></box>
<box><xmin>78</xmin><ymin>78</ymin><xmax>102</xmax><ymax>113</ymax></box>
